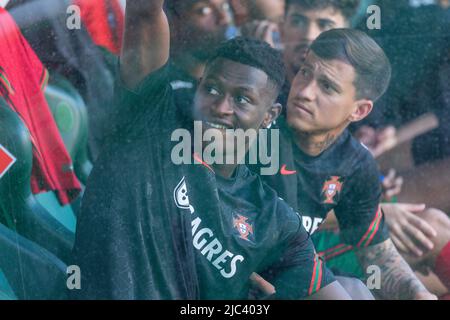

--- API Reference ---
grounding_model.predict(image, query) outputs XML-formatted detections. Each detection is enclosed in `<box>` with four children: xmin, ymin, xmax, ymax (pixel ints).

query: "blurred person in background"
<box><xmin>251</xmin><ymin>0</ymin><xmax>450</xmax><ymax>298</ymax></box>
<box><xmin>230</xmin><ymin>0</ymin><xmax>285</xmax><ymax>25</ymax></box>
<box><xmin>165</xmin><ymin>0</ymin><xmax>232</xmax><ymax>112</ymax></box>
<box><xmin>0</xmin><ymin>5</ymin><xmax>81</xmax><ymax>206</ymax></box>
<box><xmin>6</xmin><ymin>0</ymin><xmax>124</xmax><ymax>160</ymax></box>
<box><xmin>229</xmin><ymin>0</ymin><xmax>285</xmax><ymax>48</ymax></box>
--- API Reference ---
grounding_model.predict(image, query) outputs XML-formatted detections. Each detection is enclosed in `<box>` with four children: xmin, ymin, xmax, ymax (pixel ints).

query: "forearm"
<box><xmin>356</xmin><ymin>239</ymin><xmax>429</xmax><ymax>299</ymax></box>
<box><xmin>121</xmin><ymin>0</ymin><xmax>169</xmax><ymax>88</ymax></box>
<box><xmin>125</xmin><ymin>0</ymin><xmax>165</xmax><ymax>17</ymax></box>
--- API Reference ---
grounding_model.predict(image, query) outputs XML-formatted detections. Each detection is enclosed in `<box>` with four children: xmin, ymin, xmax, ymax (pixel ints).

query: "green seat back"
<box><xmin>0</xmin><ymin>222</ymin><xmax>67</xmax><ymax>300</ymax></box>
<box><xmin>35</xmin><ymin>192</ymin><xmax>76</xmax><ymax>233</ymax></box>
<box><xmin>0</xmin><ymin>99</ymin><xmax>74</xmax><ymax>262</ymax></box>
<box><xmin>0</xmin><ymin>270</ymin><xmax>16</xmax><ymax>300</ymax></box>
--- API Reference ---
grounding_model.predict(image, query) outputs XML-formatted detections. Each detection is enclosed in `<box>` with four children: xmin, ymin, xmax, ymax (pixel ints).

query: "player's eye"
<box><xmin>235</xmin><ymin>95</ymin><xmax>251</xmax><ymax>105</ymax></box>
<box><xmin>299</xmin><ymin>67</ymin><xmax>311</xmax><ymax>79</ymax></box>
<box><xmin>221</xmin><ymin>2</ymin><xmax>230</xmax><ymax>12</ymax></box>
<box><xmin>318</xmin><ymin>20</ymin><xmax>334</xmax><ymax>31</ymax></box>
<box><xmin>206</xmin><ymin>85</ymin><xmax>221</xmax><ymax>96</ymax></box>
<box><xmin>290</xmin><ymin>16</ymin><xmax>307</xmax><ymax>28</ymax></box>
<box><xmin>320</xmin><ymin>80</ymin><xmax>335</xmax><ymax>94</ymax></box>
<box><xmin>197</xmin><ymin>6</ymin><xmax>212</xmax><ymax>16</ymax></box>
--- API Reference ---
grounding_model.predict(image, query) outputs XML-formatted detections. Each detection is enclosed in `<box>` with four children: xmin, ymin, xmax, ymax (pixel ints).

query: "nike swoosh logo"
<box><xmin>280</xmin><ymin>164</ymin><xmax>297</xmax><ymax>175</ymax></box>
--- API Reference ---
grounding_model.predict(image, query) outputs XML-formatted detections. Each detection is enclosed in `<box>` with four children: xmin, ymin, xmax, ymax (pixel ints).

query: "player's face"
<box><xmin>286</xmin><ymin>51</ymin><xmax>358</xmax><ymax>134</ymax></box>
<box><xmin>194</xmin><ymin>58</ymin><xmax>280</xmax><ymax>160</ymax></box>
<box><xmin>178</xmin><ymin>0</ymin><xmax>231</xmax><ymax>53</ymax></box>
<box><xmin>281</xmin><ymin>5</ymin><xmax>348</xmax><ymax>83</ymax></box>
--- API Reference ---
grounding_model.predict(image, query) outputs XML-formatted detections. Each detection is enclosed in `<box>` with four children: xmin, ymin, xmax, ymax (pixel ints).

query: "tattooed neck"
<box><xmin>295</xmin><ymin>132</ymin><xmax>338</xmax><ymax>156</ymax></box>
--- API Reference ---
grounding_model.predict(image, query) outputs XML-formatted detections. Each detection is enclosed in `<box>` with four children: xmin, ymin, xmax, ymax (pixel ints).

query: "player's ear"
<box><xmin>348</xmin><ymin>99</ymin><xmax>373</xmax><ymax>123</ymax></box>
<box><xmin>262</xmin><ymin>103</ymin><xmax>282</xmax><ymax>128</ymax></box>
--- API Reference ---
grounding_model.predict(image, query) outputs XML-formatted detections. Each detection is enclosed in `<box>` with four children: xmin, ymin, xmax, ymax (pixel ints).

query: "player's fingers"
<box><xmin>388</xmin><ymin>177</ymin><xmax>404</xmax><ymax>196</ymax></box>
<box><xmin>407</xmin><ymin>213</ymin><xmax>437</xmax><ymax>239</ymax></box>
<box><xmin>385</xmin><ymin>169</ymin><xmax>396</xmax><ymax>182</ymax></box>
<box><xmin>386</xmin><ymin>178</ymin><xmax>403</xmax><ymax>197</ymax></box>
<box><xmin>385</xmin><ymin>184</ymin><xmax>402</xmax><ymax>198</ymax></box>
<box><xmin>385</xmin><ymin>176</ymin><xmax>403</xmax><ymax>190</ymax></box>
<box><xmin>255</xmin><ymin>21</ymin><xmax>270</xmax><ymax>39</ymax></box>
<box><xmin>263</xmin><ymin>23</ymin><xmax>278</xmax><ymax>46</ymax></box>
<box><xmin>249</xmin><ymin>273</ymin><xmax>275</xmax><ymax>296</ymax></box>
<box><xmin>376</xmin><ymin>131</ymin><xmax>397</xmax><ymax>154</ymax></box>
<box><xmin>391</xmin><ymin>233</ymin><xmax>409</xmax><ymax>253</ymax></box>
<box><xmin>396</xmin><ymin>203</ymin><xmax>426</xmax><ymax>212</ymax></box>
<box><xmin>378</xmin><ymin>126</ymin><xmax>396</xmax><ymax>141</ymax></box>
<box><xmin>391</xmin><ymin>224</ymin><xmax>423</xmax><ymax>256</ymax></box>
<box><xmin>395</xmin><ymin>176</ymin><xmax>404</xmax><ymax>188</ymax></box>
<box><xmin>403</xmin><ymin>222</ymin><xmax>434</xmax><ymax>252</ymax></box>
<box><xmin>411</xmin><ymin>215</ymin><xmax>437</xmax><ymax>237</ymax></box>
<box><xmin>356</xmin><ymin>126</ymin><xmax>376</xmax><ymax>145</ymax></box>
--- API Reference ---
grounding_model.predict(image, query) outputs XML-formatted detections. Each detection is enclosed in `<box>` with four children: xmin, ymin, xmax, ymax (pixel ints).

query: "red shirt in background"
<box><xmin>0</xmin><ymin>8</ymin><xmax>81</xmax><ymax>205</ymax></box>
<box><xmin>74</xmin><ymin>0</ymin><xmax>124</xmax><ymax>56</ymax></box>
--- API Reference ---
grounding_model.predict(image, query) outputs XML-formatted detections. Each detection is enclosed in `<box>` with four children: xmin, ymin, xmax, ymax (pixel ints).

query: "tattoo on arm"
<box><xmin>356</xmin><ymin>239</ymin><xmax>427</xmax><ymax>300</ymax></box>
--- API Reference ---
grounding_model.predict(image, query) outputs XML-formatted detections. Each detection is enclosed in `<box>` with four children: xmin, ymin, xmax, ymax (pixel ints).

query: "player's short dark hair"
<box><xmin>206</xmin><ymin>37</ymin><xmax>286</xmax><ymax>95</ymax></box>
<box><xmin>310</xmin><ymin>28</ymin><xmax>391</xmax><ymax>102</ymax></box>
<box><xmin>285</xmin><ymin>0</ymin><xmax>361</xmax><ymax>21</ymax></box>
<box><xmin>165</xmin><ymin>0</ymin><xmax>198</xmax><ymax>17</ymax></box>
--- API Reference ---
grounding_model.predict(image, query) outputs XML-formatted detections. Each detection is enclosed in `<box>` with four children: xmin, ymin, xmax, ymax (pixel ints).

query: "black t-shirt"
<box><xmin>72</xmin><ymin>63</ymin><xmax>335</xmax><ymax>300</ymax></box>
<box><xmin>168</xmin><ymin>61</ymin><xmax>198</xmax><ymax>114</ymax></box>
<box><xmin>252</xmin><ymin>118</ymin><xmax>389</xmax><ymax>248</ymax></box>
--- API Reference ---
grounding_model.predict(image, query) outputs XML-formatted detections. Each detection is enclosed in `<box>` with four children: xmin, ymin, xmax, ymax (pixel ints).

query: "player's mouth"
<box><xmin>292</xmin><ymin>102</ymin><xmax>313</xmax><ymax>116</ymax></box>
<box><xmin>203</xmin><ymin>121</ymin><xmax>235</xmax><ymax>130</ymax></box>
<box><xmin>294</xmin><ymin>43</ymin><xmax>310</xmax><ymax>58</ymax></box>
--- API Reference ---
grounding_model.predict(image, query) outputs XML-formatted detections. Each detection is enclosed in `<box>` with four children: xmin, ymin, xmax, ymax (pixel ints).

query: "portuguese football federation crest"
<box><xmin>321</xmin><ymin>176</ymin><xmax>343</xmax><ymax>204</ymax></box>
<box><xmin>233</xmin><ymin>214</ymin><xmax>254</xmax><ymax>242</ymax></box>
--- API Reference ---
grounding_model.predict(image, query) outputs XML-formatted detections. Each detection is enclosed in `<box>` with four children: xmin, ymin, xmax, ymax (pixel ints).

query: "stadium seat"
<box><xmin>0</xmin><ymin>269</ymin><xmax>16</xmax><ymax>300</ymax></box>
<box><xmin>44</xmin><ymin>74</ymin><xmax>92</xmax><ymax>185</ymax></box>
<box><xmin>0</xmin><ymin>99</ymin><xmax>74</xmax><ymax>262</ymax></box>
<box><xmin>34</xmin><ymin>192</ymin><xmax>76</xmax><ymax>233</ymax></box>
<box><xmin>0</xmin><ymin>222</ymin><xmax>67</xmax><ymax>300</ymax></box>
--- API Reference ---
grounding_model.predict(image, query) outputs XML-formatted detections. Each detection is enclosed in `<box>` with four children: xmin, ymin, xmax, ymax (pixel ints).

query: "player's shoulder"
<box><xmin>338</xmin><ymin>134</ymin><xmax>381</xmax><ymax>188</ymax></box>
<box><xmin>341</xmin><ymin>130</ymin><xmax>377</xmax><ymax>168</ymax></box>
<box><xmin>241</xmin><ymin>165</ymin><xmax>302</xmax><ymax>234</ymax></box>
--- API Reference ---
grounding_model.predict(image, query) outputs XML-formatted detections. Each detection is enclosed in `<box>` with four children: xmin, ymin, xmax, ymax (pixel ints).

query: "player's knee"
<box><xmin>335</xmin><ymin>276</ymin><xmax>375</xmax><ymax>300</ymax></box>
<box><xmin>417</xmin><ymin>208</ymin><xmax>450</xmax><ymax>266</ymax></box>
<box><xmin>420</xmin><ymin>208</ymin><xmax>450</xmax><ymax>242</ymax></box>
